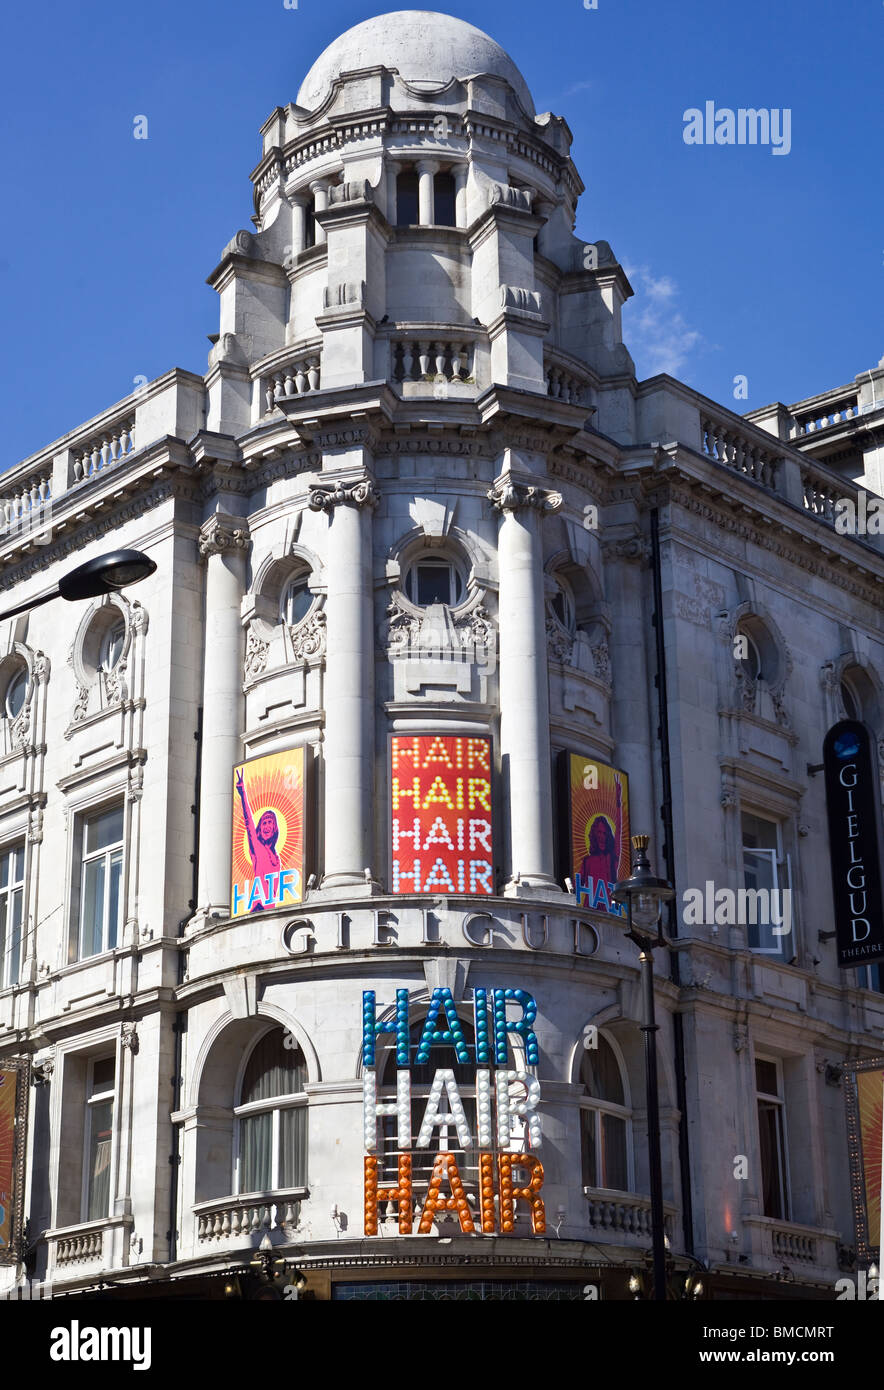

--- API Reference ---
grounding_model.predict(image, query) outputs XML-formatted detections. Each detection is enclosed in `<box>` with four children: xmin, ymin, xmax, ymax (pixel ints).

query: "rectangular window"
<box><xmin>239</xmin><ymin>1106</ymin><xmax>306</xmax><ymax>1193</ymax></box>
<box><xmin>580</xmin><ymin>1108</ymin><xmax>629</xmax><ymax>1191</ymax></box>
<box><xmin>0</xmin><ymin>844</ymin><xmax>25</xmax><ymax>990</ymax></box>
<box><xmin>84</xmin><ymin>1056</ymin><xmax>115</xmax><ymax>1221</ymax></box>
<box><xmin>755</xmin><ymin>1056</ymin><xmax>790</xmax><ymax>1221</ymax></box>
<box><xmin>78</xmin><ymin>805</ymin><xmax>124</xmax><ymax>960</ymax></box>
<box><xmin>741</xmin><ymin>811</ymin><xmax>793</xmax><ymax>959</ymax></box>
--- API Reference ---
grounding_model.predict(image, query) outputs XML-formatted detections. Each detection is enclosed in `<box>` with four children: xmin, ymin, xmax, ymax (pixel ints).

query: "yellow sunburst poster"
<box><xmin>230</xmin><ymin>748</ymin><xmax>305</xmax><ymax>917</ymax></box>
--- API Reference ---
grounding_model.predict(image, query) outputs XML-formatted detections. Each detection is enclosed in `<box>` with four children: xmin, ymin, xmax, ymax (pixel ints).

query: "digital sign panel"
<box><xmin>231</xmin><ymin>747</ymin><xmax>305</xmax><ymax>917</ymax></box>
<box><xmin>390</xmin><ymin>735</ymin><xmax>494</xmax><ymax>895</ymax></box>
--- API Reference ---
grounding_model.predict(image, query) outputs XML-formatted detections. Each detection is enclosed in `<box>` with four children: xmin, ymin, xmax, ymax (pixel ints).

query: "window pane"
<box><xmin>108</xmin><ymin>849</ymin><xmax>123</xmax><ymax>951</ymax></box>
<box><xmin>757</xmin><ymin>1099</ymin><xmax>786</xmax><ymax>1219</ymax></box>
<box><xmin>5</xmin><ymin>669</ymin><xmax>27</xmax><ymax>720</ymax></box>
<box><xmin>241</xmin><ymin>1029</ymin><xmax>306</xmax><ymax>1105</ymax></box>
<box><xmin>416</xmin><ymin>564</ymin><xmax>453</xmax><ymax>606</ymax></box>
<box><xmin>755</xmin><ymin>1059</ymin><xmax>779</xmax><ymax>1096</ymax></box>
<box><xmin>433</xmin><ymin>172</ymin><xmax>456</xmax><ymax>226</ymax></box>
<box><xmin>396</xmin><ymin>172</ymin><xmax>419</xmax><ymax>226</ymax></box>
<box><xmin>7</xmin><ymin>888</ymin><xmax>22</xmax><ymax>987</ymax></box>
<box><xmin>241</xmin><ymin>1111</ymin><xmax>273</xmax><ymax>1193</ymax></box>
<box><xmin>279</xmin><ymin>1107</ymin><xmax>307</xmax><ymax>1187</ymax></box>
<box><xmin>0</xmin><ymin>852</ymin><xmax>8</xmax><ymax>891</ymax></box>
<box><xmin>101</xmin><ymin>622</ymin><xmax>126</xmax><ymax>671</ymax></box>
<box><xmin>580</xmin><ymin>1110</ymin><xmax>597</xmax><ymax>1187</ymax></box>
<box><xmin>87</xmin><ymin>807</ymin><xmax>124</xmax><ymax>853</ymax></box>
<box><xmin>91</xmin><ymin>1057</ymin><xmax>116</xmax><ymax>1095</ymax></box>
<box><xmin>82</xmin><ymin>858</ymin><xmax>106</xmax><ymax>958</ymax></box>
<box><xmin>601</xmin><ymin>1114</ymin><xmax>629</xmax><ymax>1190</ymax></box>
<box><xmin>742</xmin><ymin>813</ymin><xmax>778</xmax><ymax>852</ymax></box>
<box><xmin>0</xmin><ymin>898</ymin><xmax>6</xmax><ymax>988</ymax></box>
<box><xmin>86</xmin><ymin>1098</ymin><xmax>113</xmax><ymax>1220</ymax></box>
<box><xmin>580</xmin><ymin>1037</ymin><xmax>625</xmax><ymax>1105</ymax></box>
<box><xmin>283</xmin><ymin>577</ymin><xmax>312</xmax><ymax>626</ymax></box>
<box><xmin>13</xmin><ymin>848</ymin><xmax>24</xmax><ymax>883</ymax></box>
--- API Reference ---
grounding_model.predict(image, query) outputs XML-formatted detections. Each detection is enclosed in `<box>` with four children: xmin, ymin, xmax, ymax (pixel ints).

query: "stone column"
<box><xmin>489</xmin><ymin>474</ymin><xmax>562</xmax><ymax>894</ymax></box>
<box><xmin>309</xmin><ymin>477</ymin><xmax>379</xmax><ymax>889</ymax></box>
<box><xmin>454</xmin><ymin>165</ymin><xmax>469</xmax><ymax>228</ymax></box>
<box><xmin>196</xmin><ymin>514</ymin><xmax>250</xmax><ymax>916</ymax></box>
<box><xmin>310</xmin><ymin>180</ymin><xmax>329</xmax><ymax>245</ymax></box>
<box><xmin>290</xmin><ymin>195</ymin><xmax>308</xmax><ymax>257</ymax></box>
<box><xmin>416</xmin><ymin>160</ymin><xmax>438</xmax><ymax>226</ymax></box>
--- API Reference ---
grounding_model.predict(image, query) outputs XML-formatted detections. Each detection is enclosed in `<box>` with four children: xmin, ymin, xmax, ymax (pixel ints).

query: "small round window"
<box><xmin>5</xmin><ymin>667</ymin><xmax>28</xmax><ymax>720</ymax></box>
<box><xmin>99</xmin><ymin>620</ymin><xmax>126</xmax><ymax>673</ymax></box>
<box><xmin>405</xmin><ymin>558</ymin><xmax>465</xmax><ymax>608</ymax></box>
<box><xmin>281</xmin><ymin>574</ymin><xmax>313</xmax><ymax>627</ymax></box>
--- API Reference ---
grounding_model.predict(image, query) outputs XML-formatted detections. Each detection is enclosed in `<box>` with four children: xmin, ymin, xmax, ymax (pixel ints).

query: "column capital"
<box><xmin>487</xmin><ymin>474</ymin><xmax>562</xmax><ymax>515</ymax></box>
<box><xmin>198</xmin><ymin>514</ymin><xmax>251</xmax><ymax>558</ymax></box>
<box><xmin>416</xmin><ymin>158</ymin><xmax>440</xmax><ymax>177</ymax></box>
<box><xmin>308</xmin><ymin>477</ymin><xmax>380</xmax><ymax>513</ymax></box>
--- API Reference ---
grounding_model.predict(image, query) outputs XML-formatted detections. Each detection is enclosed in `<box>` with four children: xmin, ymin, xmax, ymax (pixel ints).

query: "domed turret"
<box><xmin>295</xmin><ymin>10</ymin><xmax>536</xmax><ymax>117</ymax></box>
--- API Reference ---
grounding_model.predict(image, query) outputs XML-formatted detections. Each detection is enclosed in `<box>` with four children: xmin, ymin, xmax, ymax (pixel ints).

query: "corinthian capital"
<box><xmin>487</xmin><ymin>475</ymin><xmax>562</xmax><ymax>515</ymax></box>
<box><xmin>199</xmin><ymin>515</ymin><xmax>251</xmax><ymax>558</ymax></box>
<box><xmin>308</xmin><ymin>478</ymin><xmax>380</xmax><ymax>513</ymax></box>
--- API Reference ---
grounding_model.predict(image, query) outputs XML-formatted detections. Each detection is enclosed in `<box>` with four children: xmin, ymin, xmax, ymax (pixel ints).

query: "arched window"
<box><xmin>396</xmin><ymin>170</ymin><xmax>419</xmax><ymax>226</ymax></box>
<box><xmin>433</xmin><ymin>171</ymin><xmax>456</xmax><ymax>227</ymax></box>
<box><xmin>579</xmin><ymin>1034</ymin><xmax>630</xmax><ymax>1191</ymax></box>
<box><xmin>235</xmin><ymin>1028</ymin><xmax>308</xmax><ymax>1194</ymax></box>
<box><xmin>841</xmin><ymin>676</ymin><xmax>859</xmax><ymax>721</ymax></box>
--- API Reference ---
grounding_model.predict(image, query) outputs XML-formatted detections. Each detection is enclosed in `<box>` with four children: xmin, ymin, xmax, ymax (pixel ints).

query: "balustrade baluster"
<box><xmin>418</xmin><ymin>342</ymin><xmax>431</xmax><ymax>378</ymax></box>
<box><xmin>307</xmin><ymin>358</ymin><xmax>320</xmax><ymax>390</ymax></box>
<box><xmin>401</xmin><ymin>342</ymin><xmax>414</xmax><ymax>380</ymax></box>
<box><xmin>433</xmin><ymin>341</ymin><xmax>447</xmax><ymax>378</ymax></box>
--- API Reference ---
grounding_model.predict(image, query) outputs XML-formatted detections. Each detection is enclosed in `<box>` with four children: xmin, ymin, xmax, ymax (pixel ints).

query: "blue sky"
<box><xmin>2</xmin><ymin>0</ymin><xmax>882</xmax><ymax>467</ymax></box>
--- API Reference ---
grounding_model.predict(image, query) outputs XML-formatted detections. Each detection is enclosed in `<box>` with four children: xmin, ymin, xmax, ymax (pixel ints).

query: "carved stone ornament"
<box><xmin>244</xmin><ymin>629</ymin><xmax>270</xmax><ymax>680</ymax></box>
<box><xmin>121</xmin><ymin>1023</ymin><xmax>139</xmax><ymax>1054</ymax></box>
<box><xmin>103</xmin><ymin>663</ymin><xmax>127</xmax><ymax>706</ymax></box>
<box><xmin>73</xmin><ymin>683</ymin><xmax>90</xmax><ymax>722</ymax></box>
<box><xmin>199</xmin><ymin>516</ymin><xmax>251</xmax><ymax>558</ymax></box>
<box><xmin>591</xmin><ymin>637</ymin><xmax>612</xmax><ymax>685</ymax></box>
<box><xmin>545</xmin><ymin>616</ymin><xmax>573</xmax><ymax>664</ymax></box>
<box><xmin>31</xmin><ymin>1053</ymin><xmax>55</xmax><ymax>1085</ymax></box>
<box><xmin>487</xmin><ymin>476</ymin><xmax>562</xmax><ymax>514</ymax></box>
<box><xmin>308</xmin><ymin>479</ymin><xmax>380</xmax><ymax>513</ymax></box>
<box><xmin>291</xmin><ymin>609</ymin><xmax>327</xmax><ymax>659</ymax></box>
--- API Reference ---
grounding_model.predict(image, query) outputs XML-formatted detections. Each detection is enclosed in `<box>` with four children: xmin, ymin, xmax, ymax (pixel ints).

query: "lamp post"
<box><xmin>612</xmin><ymin>834</ymin><xmax>675</xmax><ymax>1302</ymax></box>
<box><xmin>0</xmin><ymin>549</ymin><xmax>156</xmax><ymax>623</ymax></box>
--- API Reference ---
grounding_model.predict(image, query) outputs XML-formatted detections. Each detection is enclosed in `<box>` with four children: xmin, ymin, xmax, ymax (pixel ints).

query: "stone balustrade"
<box><xmin>583</xmin><ymin>1188</ymin><xmax>675</xmax><ymax>1243</ymax></box>
<box><xmin>794</xmin><ymin>396</ymin><xmax>859</xmax><ymax>435</ymax></box>
<box><xmin>73</xmin><ymin>416</ymin><xmax>136</xmax><ymax>482</ymax></box>
<box><xmin>262</xmin><ymin>354</ymin><xmax>321</xmax><ymax>413</ymax></box>
<box><xmin>0</xmin><ymin>471</ymin><xmax>52</xmax><ymax>538</ymax></box>
<box><xmin>392</xmin><ymin>337</ymin><xmax>475</xmax><ymax>385</ymax></box>
<box><xmin>55</xmin><ymin>1227</ymin><xmax>104</xmax><ymax>1265</ymax></box>
<box><xmin>195</xmin><ymin>1190</ymin><xmax>305</xmax><ymax>1243</ymax></box>
<box><xmin>742</xmin><ymin>1214</ymin><xmax>840</xmax><ymax>1273</ymax></box>
<box><xmin>801</xmin><ymin>464</ymin><xmax>847</xmax><ymax>523</ymax></box>
<box><xmin>701</xmin><ymin>412</ymin><xmax>780</xmax><ymax>489</ymax></box>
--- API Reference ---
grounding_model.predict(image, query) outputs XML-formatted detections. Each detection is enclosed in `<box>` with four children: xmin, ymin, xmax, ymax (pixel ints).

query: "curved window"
<box><xmin>396</xmin><ymin>170</ymin><xmax>419</xmax><ymax>226</ymax></box>
<box><xmin>99</xmin><ymin>620</ymin><xmax>126</xmax><ymax>673</ymax></box>
<box><xmin>281</xmin><ymin>573</ymin><xmax>313</xmax><ymax>627</ymax></box>
<box><xmin>235</xmin><ymin>1028</ymin><xmax>307</xmax><ymax>1194</ymax></box>
<box><xmin>433</xmin><ymin>171</ymin><xmax>456</xmax><ymax>227</ymax></box>
<box><xmin>579</xmin><ymin>1034</ymin><xmax>630</xmax><ymax>1191</ymax></box>
<box><xmin>4</xmin><ymin>667</ymin><xmax>28</xmax><ymax>720</ymax></box>
<box><xmin>404</xmin><ymin>557</ymin><xmax>465</xmax><ymax>607</ymax></box>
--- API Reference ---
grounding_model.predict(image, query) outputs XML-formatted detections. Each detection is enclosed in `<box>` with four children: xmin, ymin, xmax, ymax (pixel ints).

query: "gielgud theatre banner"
<box><xmin>0</xmin><ymin>1058</ymin><xmax>28</xmax><ymax>1264</ymax></box>
<box><xmin>230</xmin><ymin>748</ymin><xmax>305</xmax><ymax>917</ymax></box>
<box><xmin>559</xmin><ymin>752</ymin><xmax>631</xmax><ymax>916</ymax></box>
<box><xmin>845</xmin><ymin>1056</ymin><xmax>884</xmax><ymax>1263</ymax></box>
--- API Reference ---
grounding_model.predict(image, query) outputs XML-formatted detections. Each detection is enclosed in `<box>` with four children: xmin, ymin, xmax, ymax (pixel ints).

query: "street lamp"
<box><xmin>0</xmin><ymin>550</ymin><xmax>156</xmax><ymax>622</ymax></box>
<box><xmin>612</xmin><ymin>834</ymin><xmax>675</xmax><ymax>1302</ymax></box>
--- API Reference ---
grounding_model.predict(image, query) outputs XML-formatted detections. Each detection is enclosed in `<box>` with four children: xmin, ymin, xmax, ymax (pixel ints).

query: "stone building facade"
<box><xmin>1</xmin><ymin>11</ymin><xmax>883</xmax><ymax>1300</ymax></box>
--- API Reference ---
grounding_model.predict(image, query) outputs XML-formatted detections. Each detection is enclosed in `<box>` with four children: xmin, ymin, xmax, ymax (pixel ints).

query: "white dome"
<box><xmin>296</xmin><ymin>10</ymin><xmax>535</xmax><ymax>117</ymax></box>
